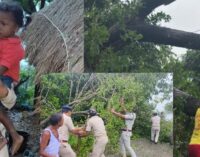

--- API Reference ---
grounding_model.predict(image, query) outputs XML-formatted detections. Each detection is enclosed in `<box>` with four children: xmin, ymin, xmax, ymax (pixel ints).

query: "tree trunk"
<box><xmin>106</xmin><ymin>0</ymin><xmax>200</xmax><ymax>50</ymax></box>
<box><xmin>174</xmin><ymin>88</ymin><xmax>200</xmax><ymax>116</ymax></box>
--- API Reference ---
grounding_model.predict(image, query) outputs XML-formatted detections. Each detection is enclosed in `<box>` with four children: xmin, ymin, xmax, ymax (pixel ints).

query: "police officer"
<box><xmin>151</xmin><ymin>111</ymin><xmax>161</xmax><ymax>144</ymax></box>
<box><xmin>79</xmin><ymin>108</ymin><xmax>108</xmax><ymax>157</ymax></box>
<box><xmin>58</xmin><ymin>105</ymin><xmax>83</xmax><ymax>157</ymax></box>
<box><xmin>110</xmin><ymin>97</ymin><xmax>137</xmax><ymax>157</ymax></box>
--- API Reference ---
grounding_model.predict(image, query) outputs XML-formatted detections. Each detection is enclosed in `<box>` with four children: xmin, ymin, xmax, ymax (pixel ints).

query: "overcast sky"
<box><xmin>155</xmin><ymin>0</ymin><xmax>200</xmax><ymax>57</ymax></box>
<box><xmin>149</xmin><ymin>73</ymin><xmax>173</xmax><ymax>120</ymax></box>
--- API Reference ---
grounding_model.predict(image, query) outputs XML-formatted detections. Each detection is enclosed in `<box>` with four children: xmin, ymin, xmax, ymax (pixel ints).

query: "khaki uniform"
<box><xmin>120</xmin><ymin>112</ymin><xmax>137</xmax><ymax>157</ymax></box>
<box><xmin>151</xmin><ymin>115</ymin><xmax>161</xmax><ymax>143</ymax></box>
<box><xmin>86</xmin><ymin>116</ymin><xmax>108</xmax><ymax>157</ymax></box>
<box><xmin>58</xmin><ymin>114</ymin><xmax>76</xmax><ymax>157</ymax></box>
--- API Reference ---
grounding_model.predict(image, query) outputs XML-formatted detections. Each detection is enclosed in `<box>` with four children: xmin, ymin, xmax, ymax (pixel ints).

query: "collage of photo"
<box><xmin>0</xmin><ymin>0</ymin><xmax>199</xmax><ymax>157</ymax></box>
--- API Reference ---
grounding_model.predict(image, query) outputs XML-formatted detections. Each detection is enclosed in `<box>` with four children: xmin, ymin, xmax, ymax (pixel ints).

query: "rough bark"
<box><xmin>137</xmin><ymin>0</ymin><xmax>175</xmax><ymax>19</ymax></box>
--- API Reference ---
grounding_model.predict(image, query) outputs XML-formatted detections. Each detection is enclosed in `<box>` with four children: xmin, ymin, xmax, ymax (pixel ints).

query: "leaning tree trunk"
<box><xmin>22</xmin><ymin>0</ymin><xmax>84</xmax><ymax>80</ymax></box>
<box><xmin>174</xmin><ymin>88</ymin><xmax>200</xmax><ymax>116</ymax></box>
<box><xmin>105</xmin><ymin>0</ymin><xmax>200</xmax><ymax>50</ymax></box>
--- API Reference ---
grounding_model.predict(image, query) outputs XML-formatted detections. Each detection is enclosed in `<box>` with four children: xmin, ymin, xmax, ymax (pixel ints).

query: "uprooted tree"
<box><xmin>39</xmin><ymin>73</ymin><xmax>173</xmax><ymax>156</ymax></box>
<box><xmin>106</xmin><ymin>0</ymin><xmax>200</xmax><ymax>50</ymax></box>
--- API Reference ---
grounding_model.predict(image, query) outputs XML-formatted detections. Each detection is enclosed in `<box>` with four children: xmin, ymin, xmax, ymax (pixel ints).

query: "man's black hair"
<box><xmin>0</xmin><ymin>2</ymin><xmax>24</xmax><ymax>27</ymax></box>
<box><xmin>153</xmin><ymin>112</ymin><xmax>158</xmax><ymax>116</ymax></box>
<box><xmin>49</xmin><ymin>113</ymin><xmax>63</xmax><ymax>126</ymax></box>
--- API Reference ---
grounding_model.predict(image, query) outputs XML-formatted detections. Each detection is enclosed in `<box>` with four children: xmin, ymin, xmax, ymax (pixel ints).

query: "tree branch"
<box><xmin>138</xmin><ymin>0</ymin><xmax>175</xmax><ymax>19</ymax></box>
<box><xmin>103</xmin><ymin>0</ymin><xmax>200</xmax><ymax>51</ymax></box>
<box><xmin>174</xmin><ymin>87</ymin><xmax>191</xmax><ymax>97</ymax></box>
<box><xmin>106</xmin><ymin>21</ymin><xmax>200</xmax><ymax>50</ymax></box>
<box><xmin>69</xmin><ymin>92</ymin><xmax>97</xmax><ymax>106</ymax></box>
<box><xmin>14</xmin><ymin>76</ymin><xmax>30</xmax><ymax>94</ymax></box>
<box><xmin>134</xmin><ymin>22</ymin><xmax>200</xmax><ymax>50</ymax></box>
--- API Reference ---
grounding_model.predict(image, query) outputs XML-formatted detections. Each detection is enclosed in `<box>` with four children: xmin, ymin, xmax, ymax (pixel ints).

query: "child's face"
<box><xmin>0</xmin><ymin>11</ymin><xmax>19</xmax><ymax>38</ymax></box>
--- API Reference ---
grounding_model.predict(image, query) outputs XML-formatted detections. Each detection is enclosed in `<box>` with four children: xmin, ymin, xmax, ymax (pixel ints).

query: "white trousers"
<box><xmin>120</xmin><ymin>131</ymin><xmax>137</xmax><ymax>157</ymax></box>
<box><xmin>151</xmin><ymin>128</ymin><xmax>160</xmax><ymax>143</ymax></box>
<box><xmin>59</xmin><ymin>142</ymin><xmax>76</xmax><ymax>157</ymax></box>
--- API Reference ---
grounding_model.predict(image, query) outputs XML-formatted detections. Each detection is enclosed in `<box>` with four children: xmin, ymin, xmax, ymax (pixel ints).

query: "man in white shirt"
<box><xmin>79</xmin><ymin>108</ymin><xmax>108</xmax><ymax>157</ymax></box>
<box><xmin>151</xmin><ymin>111</ymin><xmax>161</xmax><ymax>144</ymax></box>
<box><xmin>58</xmin><ymin>105</ymin><xmax>82</xmax><ymax>157</ymax></box>
<box><xmin>110</xmin><ymin>97</ymin><xmax>137</xmax><ymax>157</ymax></box>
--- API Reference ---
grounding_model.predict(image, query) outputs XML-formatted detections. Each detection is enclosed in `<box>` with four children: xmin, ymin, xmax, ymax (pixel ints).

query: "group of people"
<box><xmin>0</xmin><ymin>1</ymin><xmax>26</xmax><ymax>156</ymax></box>
<box><xmin>40</xmin><ymin>105</ymin><xmax>108</xmax><ymax>157</ymax></box>
<box><xmin>40</xmin><ymin>97</ymin><xmax>139</xmax><ymax>157</ymax></box>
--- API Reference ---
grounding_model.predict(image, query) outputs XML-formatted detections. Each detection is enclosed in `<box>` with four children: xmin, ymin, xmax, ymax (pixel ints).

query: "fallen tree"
<box><xmin>106</xmin><ymin>0</ymin><xmax>200</xmax><ymax>50</ymax></box>
<box><xmin>174</xmin><ymin>87</ymin><xmax>200</xmax><ymax>116</ymax></box>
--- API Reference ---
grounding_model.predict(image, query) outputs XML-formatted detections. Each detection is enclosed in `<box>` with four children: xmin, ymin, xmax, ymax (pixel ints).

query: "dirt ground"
<box><xmin>107</xmin><ymin>138</ymin><xmax>173</xmax><ymax>157</ymax></box>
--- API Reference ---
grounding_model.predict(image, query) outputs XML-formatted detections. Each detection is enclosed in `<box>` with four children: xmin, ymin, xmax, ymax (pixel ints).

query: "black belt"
<box><xmin>121</xmin><ymin>129</ymin><xmax>132</xmax><ymax>132</ymax></box>
<box><xmin>62</xmin><ymin>140</ymin><xmax>68</xmax><ymax>143</ymax></box>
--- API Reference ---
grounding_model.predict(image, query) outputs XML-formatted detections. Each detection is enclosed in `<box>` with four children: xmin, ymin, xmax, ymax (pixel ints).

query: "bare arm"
<box><xmin>78</xmin><ymin>130</ymin><xmax>89</xmax><ymax>137</ymax></box>
<box><xmin>70</xmin><ymin>127</ymin><xmax>85</xmax><ymax>135</ymax></box>
<box><xmin>78</xmin><ymin>120</ymin><xmax>91</xmax><ymax>137</ymax></box>
<box><xmin>40</xmin><ymin>131</ymin><xmax>56</xmax><ymax>157</ymax></box>
<box><xmin>110</xmin><ymin>108</ymin><xmax>126</xmax><ymax>119</ymax></box>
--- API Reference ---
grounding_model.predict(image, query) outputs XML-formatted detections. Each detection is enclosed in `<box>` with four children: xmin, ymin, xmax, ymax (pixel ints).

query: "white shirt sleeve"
<box><xmin>86</xmin><ymin>119</ymin><xmax>92</xmax><ymax>132</ymax></box>
<box><xmin>124</xmin><ymin>113</ymin><xmax>135</xmax><ymax>120</ymax></box>
<box><xmin>67</xmin><ymin>117</ymin><xmax>75</xmax><ymax>131</ymax></box>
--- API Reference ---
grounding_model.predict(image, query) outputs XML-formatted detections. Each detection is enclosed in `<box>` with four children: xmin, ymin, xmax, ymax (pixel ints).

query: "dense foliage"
<box><xmin>16</xmin><ymin>61</ymin><xmax>35</xmax><ymax>110</ymax></box>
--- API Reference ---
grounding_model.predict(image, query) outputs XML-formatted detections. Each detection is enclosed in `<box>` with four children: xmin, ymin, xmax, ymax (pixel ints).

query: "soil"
<box><xmin>107</xmin><ymin>138</ymin><xmax>173</xmax><ymax>157</ymax></box>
